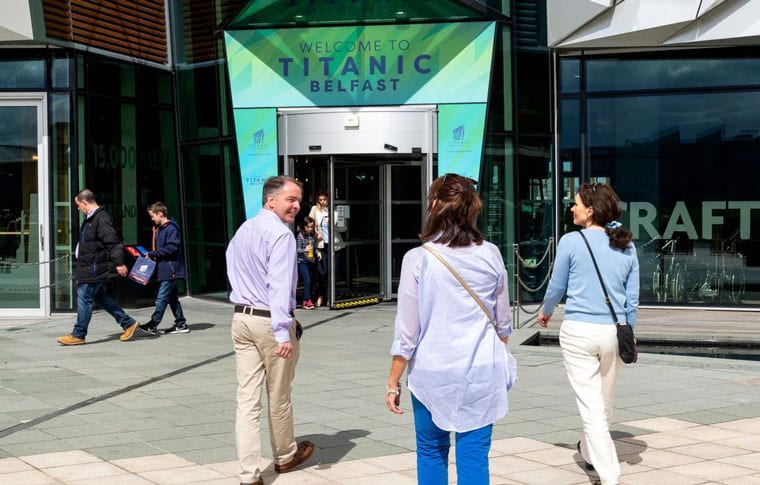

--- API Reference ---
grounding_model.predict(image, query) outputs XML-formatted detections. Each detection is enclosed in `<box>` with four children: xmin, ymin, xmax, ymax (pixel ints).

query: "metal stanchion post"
<box><xmin>512</xmin><ymin>243</ymin><xmax>520</xmax><ymax>329</ymax></box>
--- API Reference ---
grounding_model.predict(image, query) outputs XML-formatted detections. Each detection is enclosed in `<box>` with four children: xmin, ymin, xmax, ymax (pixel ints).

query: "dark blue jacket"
<box><xmin>146</xmin><ymin>218</ymin><xmax>186</xmax><ymax>281</ymax></box>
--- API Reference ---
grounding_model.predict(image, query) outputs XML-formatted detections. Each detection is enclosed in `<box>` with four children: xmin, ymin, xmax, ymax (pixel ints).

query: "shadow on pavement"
<box><xmin>299</xmin><ymin>429</ymin><xmax>371</xmax><ymax>466</ymax></box>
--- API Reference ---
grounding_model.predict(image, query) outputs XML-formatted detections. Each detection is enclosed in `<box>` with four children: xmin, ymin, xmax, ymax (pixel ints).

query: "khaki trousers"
<box><xmin>559</xmin><ymin>319</ymin><xmax>622</xmax><ymax>485</ymax></box>
<box><xmin>232</xmin><ymin>312</ymin><xmax>299</xmax><ymax>484</ymax></box>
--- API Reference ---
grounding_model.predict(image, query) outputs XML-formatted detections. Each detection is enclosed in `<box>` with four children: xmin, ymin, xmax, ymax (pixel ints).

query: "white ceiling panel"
<box><xmin>666</xmin><ymin>0</ymin><xmax>760</xmax><ymax>45</ymax></box>
<box><xmin>0</xmin><ymin>0</ymin><xmax>34</xmax><ymax>41</ymax></box>
<box><xmin>547</xmin><ymin>0</ymin><xmax>614</xmax><ymax>46</ymax></box>
<box><xmin>697</xmin><ymin>0</ymin><xmax>729</xmax><ymax>17</ymax></box>
<box><xmin>556</xmin><ymin>0</ymin><xmax>701</xmax><ymax>47</ymax></box>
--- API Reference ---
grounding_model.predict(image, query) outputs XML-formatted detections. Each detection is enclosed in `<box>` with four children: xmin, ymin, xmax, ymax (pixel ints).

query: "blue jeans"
<box><xmin>73</xmin><ymin>282</ymin><xmax>135</xmax><ymax>339</ymax></box>
<box><xmin>149</xmin><ymin>279</ymin><xmax>186</xmax><ymax>328</ymax></box>
<box><xmin>316</xmin><ymin>246</ymin><xmax>329</xmax><ymax>301</ymax></box>
<box><xmin>298</xmin><ymin>261</ymin><xmax>315</xmax><ymax>302</ymax></box>
<box><xmin>411</xmin><ymin>393</ymin><xmax>492</xmax><ymax>485</ymax></box>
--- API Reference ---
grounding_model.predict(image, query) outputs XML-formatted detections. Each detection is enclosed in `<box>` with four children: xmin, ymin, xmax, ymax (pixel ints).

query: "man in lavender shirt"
<box><xmin>226</xmin><ymin>176</ymin><xmax>314</xmax><ymax>485</ymax></box>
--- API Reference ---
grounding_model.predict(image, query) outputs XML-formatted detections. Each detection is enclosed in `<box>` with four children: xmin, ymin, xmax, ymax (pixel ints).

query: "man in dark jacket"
<box><xmin>138</xmin><ymin>201</ymin><xmax>189</xmax><ymax>335</ymax></box>
<box><xmin>57</xmin><ymin>189</ymin><xmax>140</xmax><ymax>345</ymax></box>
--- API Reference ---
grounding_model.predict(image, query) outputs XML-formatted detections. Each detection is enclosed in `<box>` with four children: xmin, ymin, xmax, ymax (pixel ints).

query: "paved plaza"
<box><xmin>1</xmin><ymin>297</ymin><xmax>759</xmax><ymax>484</ymax></box>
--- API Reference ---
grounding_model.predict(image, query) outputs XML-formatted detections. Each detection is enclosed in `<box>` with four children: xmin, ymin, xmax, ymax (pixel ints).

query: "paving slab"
<box><xmin>0</xmin><ymin>297</ymin><xmax>758</xmax><ymax>483</ymax></box>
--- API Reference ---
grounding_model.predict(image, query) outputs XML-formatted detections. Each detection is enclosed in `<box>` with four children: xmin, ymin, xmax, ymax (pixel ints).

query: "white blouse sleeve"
<box><xmin>390</xmin><ymin>248</ymin><xmax>422</xmax><ymax>360</ymax></box>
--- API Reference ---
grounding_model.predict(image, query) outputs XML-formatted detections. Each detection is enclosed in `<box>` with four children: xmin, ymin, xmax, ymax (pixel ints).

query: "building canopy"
<box><xmin>226</xmin><ymin>0</ymin><xmax>500</xmax><ymax>29</ymax></box>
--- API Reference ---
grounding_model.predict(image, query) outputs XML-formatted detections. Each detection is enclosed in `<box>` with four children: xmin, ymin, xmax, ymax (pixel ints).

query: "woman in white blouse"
<box><xmin>308</xmin><ymin>189</ymin><xmax>344</xmax><ymax>307</ymax></box>
<box><xmin>386</xmin><ymin>174</ymin><xmax>514</xmax><ymax>484</ymax></box>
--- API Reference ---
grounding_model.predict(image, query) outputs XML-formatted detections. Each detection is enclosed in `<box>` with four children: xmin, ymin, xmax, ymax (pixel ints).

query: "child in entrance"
<box><xmin>296</xmin><ymin>216</ymin><xmax>320</xmax><ymax>309</ymax></box>
<box><xmin>138</xmin><ymin>202</ymin><xmax>189</xmax><ymax>335</ymax></box>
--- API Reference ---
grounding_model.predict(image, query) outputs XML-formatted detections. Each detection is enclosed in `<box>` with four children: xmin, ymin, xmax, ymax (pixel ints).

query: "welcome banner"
<box><xmin>438</xmin><ymin>103</ymin><xmax>488</xmax><ymax>181</ymax></box>
<box><xmin>225</xmin><ymin>22</ymin><xmax>495</xmax><ymax>108</ymax></box>
<box><xmin>233</xmin><ymin>108</ymin><xmax>278</xmax><ymax>218</ymax></box>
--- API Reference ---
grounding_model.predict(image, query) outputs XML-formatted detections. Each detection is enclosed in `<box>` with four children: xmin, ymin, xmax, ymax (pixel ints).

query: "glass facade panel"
<box><xmin>51</xmin><ymin>54</ymin><xmax>72</xmax><ymax>89</ymax></box>
<box><xmin>0</xmin><ymin>58</ymin><xmax>45</xmax><ymax>89</ymax></box>
<box><xmin>560</xmin><ymin>54</ymin><xmax>760</xmax><ymax>308</ymax></box>
<box><xmin>75</xmin><ymin>55</ymin><xmax>180</xmax><ymax>308</ymax></box>
<box><xmin>560</xmin><ymin>58</ymin><xmax>580</xmax><ymax>93</ymax></box>
<box><xmin>87</xmin><ymin>58</ymin><xmax>136</xmax><ymax>98</ymax></box>
<box><xmin>488</xmin><ymin>25</ymin><xmax>513</xmax><ymax>132</ymax></box>
<box><xmin>587</xmin><ymin>58</ymin><xmax>760</xmax><ymax>92</ymax></box>
<box><xmin>183</xmin><ymin>143</ymin><xmax>236</xmax><ymax>296</ymax></box>
<box><xmin>481</xmin><ymin>135</ymin><xmax>515</xmax><ymax>259</ymax></box>
<box><xmin>139</xmin><ymin>68</ymin><xmax>173</xmax><ymax>105</ymax></box>
<box><xmin>50</xmin><ymin>93</ymin><xmax>74</xmax><ymax>310</ymax></box>
<box><xmin>586</xmin><ymin>92</ymin><xmax>759</xmax><ymax>305</ymax></box>
<box><xmin>177</xmin><ymin>64</ymin><xmax>220</xmax><ymax>141</ymax></box>
<box><xmin>0</xmin><ymin>105</ymin><xmax>39</xmax><ymax>308</ymax></box>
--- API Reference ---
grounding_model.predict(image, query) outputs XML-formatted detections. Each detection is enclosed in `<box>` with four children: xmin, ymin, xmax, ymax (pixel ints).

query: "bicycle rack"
<box><xmin>511</xmin><ymin>238</ymin><xmax>554</xmax><ymax>329</ymax></box>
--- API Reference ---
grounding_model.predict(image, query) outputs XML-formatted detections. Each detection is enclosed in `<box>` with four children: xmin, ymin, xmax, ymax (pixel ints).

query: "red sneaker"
<box><xmin>303</xmin><ymin>300</ymin><xmax>314</xmax><ymax>309</ymax></box>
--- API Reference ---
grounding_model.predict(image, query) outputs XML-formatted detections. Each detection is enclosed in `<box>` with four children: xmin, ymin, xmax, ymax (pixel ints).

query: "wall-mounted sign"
<box><xmin>225</xmin><ymin>22</ymin><xmax>495</xmax><ymax>108</ymax></box>
<box><xmin>233</xmin><ymin>108</ymin><xmax>278</xmax><ymax>218</ymax></box>
<box><xmin>438</xmin><ymin>103</ymin><xmax>487</xmax><ymax>181</ymax></box>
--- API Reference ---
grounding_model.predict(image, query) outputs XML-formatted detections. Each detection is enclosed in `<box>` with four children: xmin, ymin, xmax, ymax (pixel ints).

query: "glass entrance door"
<box><xmin>330</xmin><ymin>158</ymin><xmax>383</xmax><ymax>305</ymax></box>
<box><xmin>0</xmin><ymin>95</ymin><xmax>49</xmax><ymax>315</ymax></box>
<box><xmin>327</xmin><ymin>157</ymin><xmax>424</xmax><ymax>306</ymax></box>
<box><xmin>386</xmin><ymin>163</ymin><xmax>424</xmax><ymax>296</ymax></box>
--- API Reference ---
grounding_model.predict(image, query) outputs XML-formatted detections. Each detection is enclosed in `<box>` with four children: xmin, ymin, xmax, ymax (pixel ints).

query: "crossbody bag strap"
<box><xmin>578</xmin><ymin>231</ymin><xmax>620</xmax><ymax>324</ymax></box>
<box><xmin>421</xmin><ymin>244</ymin><xmax>499</xmax><ymax>332</ymax></box>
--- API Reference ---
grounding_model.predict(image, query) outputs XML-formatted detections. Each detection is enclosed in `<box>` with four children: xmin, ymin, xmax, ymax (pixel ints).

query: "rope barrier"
<box><xmin>0</xmin><ymin>275</ymin><xmax>75</xmax><ymax>291</ymax></box>
<box><xmin>0</xmin><ymin>253</ymin><xmax>71</xmax><ymax>268</ymax></box>
<box><xmin>512</xmin><ymin>238</ymin><xmax>554</xmax><ymax>329</ymax></box>
<box><xmin>0</xmin><ymin>253</ymin><xmax>73</xmax><ymax>291</ymax></box>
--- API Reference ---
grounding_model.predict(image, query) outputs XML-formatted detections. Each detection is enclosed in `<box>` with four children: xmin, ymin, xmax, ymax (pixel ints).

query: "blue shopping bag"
<box><xmin>128</xmin><ymin>256</ymin><xmax>156</xmax><ymax>285</ymax></box>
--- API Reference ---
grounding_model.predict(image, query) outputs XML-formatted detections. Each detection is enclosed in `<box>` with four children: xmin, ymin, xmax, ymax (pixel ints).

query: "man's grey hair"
<box><xmin>261</xmin><ymin>176</ymin><xmax>302</xmax><ymax>206</ymax></box>
<box><xmin>75</xmin><ymin>188</ymin><xmax>97</xmax><ymax>204</ymax></box>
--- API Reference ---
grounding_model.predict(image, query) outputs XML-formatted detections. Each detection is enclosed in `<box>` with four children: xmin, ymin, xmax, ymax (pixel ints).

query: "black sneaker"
<box><xmin>138</xmin><ymin>323</ymin><xmax>159</xmax><ymax>336</ymax></box>
<box><xmin>163</xmin><ymin>324</ymin><xmax>190</xmax><ymax>334</ymax></box>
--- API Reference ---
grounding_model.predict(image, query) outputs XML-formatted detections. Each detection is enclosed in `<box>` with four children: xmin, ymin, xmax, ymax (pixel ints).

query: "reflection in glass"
<box><xmin>51</xmin><ymin>94</ymin><xmax>74</xmax><ymax>310</ymax></box>
<box><xmin>183</xmin><ymin>144</ymin><xmax>228</xmax><ymax>294</ymax></box>
<box><xmin>333</xmin><ymin>162</ymin><xmax>382</xmax><ymax>300</ymax></box>
<box><xmin>587</xmin><ymin>58</ymin><xmax>760</xmax><ymax>92</ymax></box>
<box><xmin>583</xmin><ymin>91</ymin><xmax>759</xmax><ymax>306</ymax></box>
<box><xmin>560</xmin><ymin>58</ymin><xmax>580</xmax><ymax>93</ymax></box>
<box><xmin>51</xmin><ymin>54</ymin><xmax>72</xmax><ymax>89</ymax></box>
<box><xmin>0</xmin><ymin>106</ymin><xmax>39</xmax><ymax>308</ymax></box>
<box><xmin>0</xmin><ymin>59</ymin><xmax>44</xmax><ymax>88</ymax></box>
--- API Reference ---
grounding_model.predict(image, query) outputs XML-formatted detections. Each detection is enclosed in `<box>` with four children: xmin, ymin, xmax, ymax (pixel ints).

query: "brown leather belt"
<box><xmin>234</xmin><ymin>305</ymin><xmax>294</xmax><ymax>318</ymax></box>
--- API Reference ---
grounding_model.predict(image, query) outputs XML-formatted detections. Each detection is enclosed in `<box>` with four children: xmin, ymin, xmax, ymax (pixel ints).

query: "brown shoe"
<box><xmin>57</xmin><ymin>334</ymin><xmax>85</xmax><ymax>346</ymax></box>
<box><xmin>274</xmin><ymin>440</ymin><xmax>314</xmax><ymax>473</ymax></box>
<box><xmin>119</xmin><ymin>322</ymin><xmax>139</xmax><ymax>341</ymax></box>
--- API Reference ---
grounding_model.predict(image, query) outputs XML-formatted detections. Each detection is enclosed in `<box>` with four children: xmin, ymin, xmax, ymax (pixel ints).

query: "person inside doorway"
<box><xmin>296</xmin><ymin>216</ymin><xmax>319</xmax><ymax>309</ymax></box>
<box><xmin>309</xmin><ymin>189</ymin><xmax>345</xmax><ymax>307</ymax></box>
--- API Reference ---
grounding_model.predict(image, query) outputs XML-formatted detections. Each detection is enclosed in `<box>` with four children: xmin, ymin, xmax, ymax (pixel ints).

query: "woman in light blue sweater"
<box><xmin>538</xmin><ymin>182</ymin><xmax>639</xmax><ymax>485</ymax></box>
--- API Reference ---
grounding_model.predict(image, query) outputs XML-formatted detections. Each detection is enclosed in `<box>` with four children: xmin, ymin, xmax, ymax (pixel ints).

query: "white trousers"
<box><xmin>559</xmin><ymin>320</ymin><xmax>622</xmax><ymax>485</ymax></box>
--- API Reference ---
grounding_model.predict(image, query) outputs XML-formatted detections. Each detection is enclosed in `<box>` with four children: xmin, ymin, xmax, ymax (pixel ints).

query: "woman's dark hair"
<box><xmin>577</xmin><ymin>182</ymin><xmax>633</xmax><ymax>250</ymax></box>
<box><xmin>420</xmin><ymin>173</ymin><xmax>484</xmax><ymax>247</ymax></box>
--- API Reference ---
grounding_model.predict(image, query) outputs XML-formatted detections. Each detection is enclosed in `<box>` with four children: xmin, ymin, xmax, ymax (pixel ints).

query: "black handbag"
<box><xmin>578</xmin><ymin>232</ymin><xmax>638</xmax><ymax>364</ymax></box>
